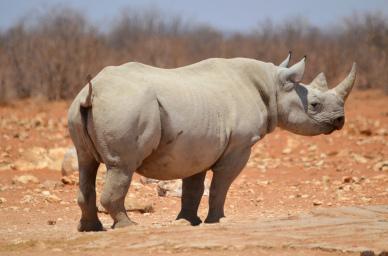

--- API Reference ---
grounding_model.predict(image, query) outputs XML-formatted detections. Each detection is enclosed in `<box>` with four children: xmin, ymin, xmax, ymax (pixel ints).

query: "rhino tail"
<box><xmin>80</xmin><ymin>74</ymin><xmax>93</xmax><ymax>108</ymax></box>
<box><xmin>78</xmin><ymin>75</ymin><xmax>102</xmax><ymax>163</ymax></box>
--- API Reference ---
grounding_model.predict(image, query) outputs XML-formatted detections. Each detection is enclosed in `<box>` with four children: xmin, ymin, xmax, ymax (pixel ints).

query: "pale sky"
<box><xmin>0</xmin><ymin>0</ymin><xmax>387</xmax><ymax>32</ymax></box>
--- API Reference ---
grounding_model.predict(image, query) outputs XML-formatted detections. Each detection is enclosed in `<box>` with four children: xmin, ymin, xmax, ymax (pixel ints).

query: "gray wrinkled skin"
<box><xmin>68</xmin><ymin>54</ymin><xmax>357</xmax><ymax>231</ymax></box>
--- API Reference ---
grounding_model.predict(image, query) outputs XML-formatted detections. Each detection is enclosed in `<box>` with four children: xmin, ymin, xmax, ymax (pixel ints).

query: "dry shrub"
<box><xmin>0</xmin><ymin>7</ymin><xmax>387</xmax><ymax>103</ymax></box>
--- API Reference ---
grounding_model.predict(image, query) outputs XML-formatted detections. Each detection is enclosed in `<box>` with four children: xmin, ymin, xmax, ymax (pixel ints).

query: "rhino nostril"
<box><xmin>333</xmin><ymin>116</ymin><xmax>345</xmax><ymax>129</ymax></box>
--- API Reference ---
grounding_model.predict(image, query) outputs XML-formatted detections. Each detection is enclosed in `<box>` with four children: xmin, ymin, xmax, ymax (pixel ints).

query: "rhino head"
<box><xmin>275</xmin><ymin>53</ymin><xmax>357</xmax><ymax>136</ymax></box>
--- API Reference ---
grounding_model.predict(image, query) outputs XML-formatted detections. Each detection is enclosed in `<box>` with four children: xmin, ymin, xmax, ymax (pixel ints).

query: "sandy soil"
<box><xmin>0</xmin><ymin>90</ymin><xmax>387</xmax><ymax>255</ymax></box>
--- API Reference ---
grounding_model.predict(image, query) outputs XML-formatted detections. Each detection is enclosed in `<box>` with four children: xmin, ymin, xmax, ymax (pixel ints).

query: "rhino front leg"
<box><xmin>100</xmin><ymin>166</ymin><xmax>136</xmax><ymax>229</ymax></box>
<box><xmin>205</xmin><ymin>148</ymin><xmax>251</xmax><ymax>223</ymax></box>
<box><xmin>77</xmin><ymin>151</ymin><xmax>103</xmax><ymax>232</ymax></box>
<box><xmin>176</xmin><ymin>171</ymin><xmax>207</xmax><ymax>226</ymax></box>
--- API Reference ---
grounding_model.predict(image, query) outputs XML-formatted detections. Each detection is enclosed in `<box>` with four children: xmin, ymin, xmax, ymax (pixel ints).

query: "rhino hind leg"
<box><xmin>100</xmin><ymin>166</ymin><xmax>136</xmax><ymax>229</ymax></box>
<box><xmin>77</xmin><ymin>150</ymin><xmax>104</xmax><ymax>232</ymax></box>
<box><xmin>176</xmin><ymin>171</ymin><xmax>207</xmax><ymax>226</ymax></box>
<box><xmin>205</xmin><ymin>148</ymin><xmax>251</xmax><ymax>224</ymax></box>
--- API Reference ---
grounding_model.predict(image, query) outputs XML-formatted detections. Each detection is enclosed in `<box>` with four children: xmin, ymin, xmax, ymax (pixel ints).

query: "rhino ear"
<box><xmin>310</xmin><ymin>72</ymin><xmax>328</xmax><ymax>91</ymax></box>
<box><xmin>279</xmin><ymin>51</ymin><xmax>292</xmax><ymax>68</ymax></box>
<box><xmin>279</xmin><ymin>56</ymin><xmax>306</xmax><ymax>86</ymax></box>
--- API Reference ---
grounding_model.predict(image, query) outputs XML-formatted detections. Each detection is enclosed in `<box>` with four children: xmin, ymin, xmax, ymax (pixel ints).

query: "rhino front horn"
<box><xmin>334</xmin><ymin>63</ymin><xmax>357</xmax><ymax>101</ymax></box>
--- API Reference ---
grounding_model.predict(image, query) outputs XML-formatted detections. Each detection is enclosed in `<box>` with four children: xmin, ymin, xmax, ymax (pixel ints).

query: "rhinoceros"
<box><xmin>68</xmin><ymin>52</ymin><xmax>357</xmax><ymax>231</ymax></box>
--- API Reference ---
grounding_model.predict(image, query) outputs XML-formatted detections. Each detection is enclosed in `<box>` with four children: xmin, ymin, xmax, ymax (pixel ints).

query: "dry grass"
<box><xmin>0</xmin><ymin>7</ymin><xmax>387</xmax><ymax>103</ymax></box>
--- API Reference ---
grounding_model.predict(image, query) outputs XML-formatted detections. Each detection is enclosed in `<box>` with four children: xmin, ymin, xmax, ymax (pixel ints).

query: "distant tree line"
<box><xmin>0</xmin><ymin>7</ymin><xmax>387</xmax><ymax>102</ymax></box>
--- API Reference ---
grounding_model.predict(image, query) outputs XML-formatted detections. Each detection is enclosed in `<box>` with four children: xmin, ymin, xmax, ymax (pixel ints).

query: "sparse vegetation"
<box><xmin>0</xmin><ymin>7</ymin><xmax>387</xmax><ymax>103</ymax></box>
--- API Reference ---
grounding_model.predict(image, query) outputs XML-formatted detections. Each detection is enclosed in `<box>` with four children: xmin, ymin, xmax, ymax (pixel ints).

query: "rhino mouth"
<box><xmin>324</xmin><ymin>126</ymin><xmax>336</xmax><ymax>135</ymax></box>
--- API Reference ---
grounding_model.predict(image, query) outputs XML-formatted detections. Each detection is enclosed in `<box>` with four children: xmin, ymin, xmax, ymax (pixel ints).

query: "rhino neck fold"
<box><xmin>245</xmin><ymin>61</ymin><xmax>279</xmax><ymax>134</ymax></box>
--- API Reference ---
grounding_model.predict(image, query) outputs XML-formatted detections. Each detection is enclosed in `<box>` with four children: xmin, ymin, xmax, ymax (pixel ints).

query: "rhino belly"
<box><xmin>136</xmin><ymin>136</ymin><xmax>224</xmax><ymax>180</ymax></box>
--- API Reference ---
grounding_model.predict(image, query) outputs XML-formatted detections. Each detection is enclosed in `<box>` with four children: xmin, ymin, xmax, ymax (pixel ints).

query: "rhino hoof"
<box><xmin>78</xmin><ymin>219</ymin><xmax>104</xmax><ymax>232</ymax></box>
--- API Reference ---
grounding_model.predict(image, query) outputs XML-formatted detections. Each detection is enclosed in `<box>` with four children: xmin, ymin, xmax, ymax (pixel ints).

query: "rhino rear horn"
<box><xmin>333</xmin><ymin>63</ymin><xmax>357</xmax><ymax>101</ymax></box>
<box><xmin>279</xmin><ymin>51</ymin><xmax>292</xmax><ymax>68</ymax></box>
<box><xmin>310</xmin><ymin>72</ymin><xmax>328</xmax><ymax>91</ymax></box>
<box><xmin>280</xmin><ymin>56</ymin><xmax>306</xmax><ymax>83</ymax></box>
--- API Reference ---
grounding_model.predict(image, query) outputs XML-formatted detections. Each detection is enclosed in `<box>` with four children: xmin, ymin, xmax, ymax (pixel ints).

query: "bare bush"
<box><xmin>0</xmin><ymin>7</ymin><xmax>387</xmax><ymax>103</ymax></box>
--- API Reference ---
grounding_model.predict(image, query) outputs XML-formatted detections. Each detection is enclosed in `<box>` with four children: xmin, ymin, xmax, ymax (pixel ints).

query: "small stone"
<box><xmin>12</xmin><ymin>175</ymin><xmax>39</xmax><ymax>185</ymax></box>
<box><xmin>256</xmin><ymin>197</ymin><xmax>264</xmax><ymax>202</ymax></box>
<box><xmin>282</xmin><ymin>147</ymin><xmax>292</xmax><ymax>154</ymax></box>
<box><xmin>373</xmin><ymin>161</ymin><xmax>388</xmax><ymax>172</ymax></box>
<box><xmin>0</xmin><ymin>197</ymin><xmax>6</xmax><ymax>204</ymax></box>
<box><xmin>313</xmin><ymin>200</ymin><xmax>323</xmax><ymax>206</ymax></box>
<box><xmin>125</xmin><ymin>200</ymin><xmax>154</xmax><ymax>214</ymax></box>
<box><xmin>61</xmin><ymin>176</ymin><xmax>76</xmax><ymax>185</ymax></box>
<box><xmin>41</xmin><ymin>190</ymin><xmax>51</xmax><ymax>196</ymax></box>
<box><xmin>361</xmin><ymin>197</ymin><xmax>372</xmax><ymax>203</ymax></box>
<box><xmin>46</xmin><ymin>194</ymin><xmax>61</xmax><ymax>203</ymax></box>
<box><xmin>322</xmin><ymin>176</ymin><xmax>330</xmax><ymax>184</ymax></box>
<box><xmin>307</xmin><ymin>144</ymin><xmax>317</xmax><ymax>152</ymax></box>
<box><xmin>47</xmin><ymin>220</ymin><xmax>56</xmax><ymax>225</ymax></box>
<box><xmin>256</xmin><ymin>180</ymin><xmax>270</xmax><ymax>186</ymax></box>
<box><xmin>13</xmin><ymin>131</ymin><xmax>29</xmax><ymax>140</ymax></box>
<box><xmin>342</xmin><ymin>176</ymin><xmax>354</xmax><ymax>183</ymax></box>
<box><xmin>360</xmin><ymin>128</ymin><xmax>372</xmax><ymax>136</ymax></box>
<box><xmin>352</xmin><ymin>154</ymin><xmax>368</xmax><ymax>164</ymax></box>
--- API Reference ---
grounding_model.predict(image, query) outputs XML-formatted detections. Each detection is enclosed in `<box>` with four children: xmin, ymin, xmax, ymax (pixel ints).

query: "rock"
<box><xmin>322</xmin><ymin>176</ymin><xmax>330</xmax><ymax>184</ymax></box>
<box><xmin>352</xmin><ymin>154</ymin><xmax>369</xmax><ymax>164</ymax></box>
<box><xmin>0</xmin><ymin>197</ymin><xmax>6</xmax><ymax>204</ymax></box>
<box><xmin>140</xmin><ymin>176</ymin><xmax>159</xmax><ymax>185</ymax></box>
<box><xmin>61</xmin><ymin>147</ymin><xmax>78</xmax><ymax>176</ymax></box>
<box><xmin>282</xmin><ymin>147</ymin><xmax>292</xmax><ymax>154</ymax></box>
<box><xmin>361</xmin><ymin>197</ymin><xmax>372</xmax><ymax>203</ymax></box>
<box><xmin>125</xmin><ymin>200</ymin><xmax>154</xmax><ymax>213</ymax></box>
<box><xmin>373</xmin><ymin>161</ymin><xmax>388</xmax><ymax>172</ymax></box>
<box><xmin>61</xmin><ymin>175</ymin><xmax>76</xmax><ymax>185</ymax></box>
<box><xmin>360</xmin><ymin>128</ymin><xmax>372</xmax><ymax>136</ymax></box>
<box><xmin>157</xmin><ymin>180</ymin><xmax>182</xmax><ymax>197</ymax></box>
<box><xmin>313</xmin><ymin>200</ymin><xmax>323</xmax><ymax>206</ymax></box>
<box><xmin>47</xmin><ymin>220</ymin><xmax>56</xmax><ymax>225</ymax></box>
<box><xmin>12</xmin><ymin>175</ymin><xmax>39</xmax><ymax>185</ymax></box>
<box><xmin>45</xmin><ymin>194</ymin><xmax>62</xmax><ymax>203</ymax></box>
<box><xmin>342</xmin><ymin>176</ymin><xmax>354</xmax><ymax>183</ymax></box>
<box><xmin>41</xmin><ymin>190</ymin><xmax>51</xmax><ymax>196</ymax></box>
<box><xmin>156</xmin><ymin>179</ymin><xmax>210</xmax><ymax>197</ymax></box>
<box><xmin>13</xmin><ymin>131</ymin><xmax>29</xmax><ymax>140</ymax></box>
